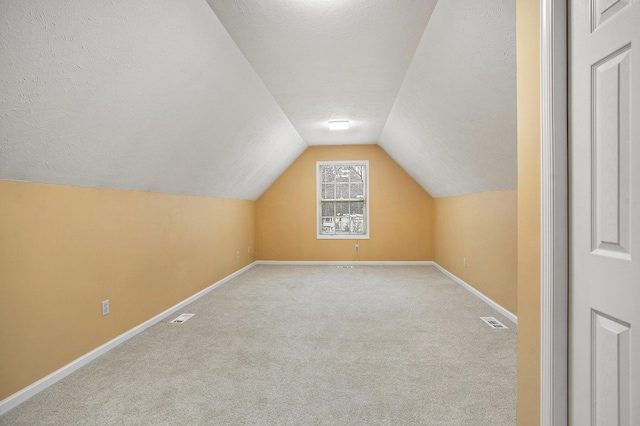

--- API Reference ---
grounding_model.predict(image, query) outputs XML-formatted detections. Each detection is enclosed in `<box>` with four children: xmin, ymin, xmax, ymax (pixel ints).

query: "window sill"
<box><xmin>316</xmin><ymin>234</ymin><xmax>370</xmax><ymax>240</ymax></box>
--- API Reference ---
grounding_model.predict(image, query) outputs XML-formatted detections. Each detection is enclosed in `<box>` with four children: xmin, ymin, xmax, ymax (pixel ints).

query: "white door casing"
<box><xmin>540</xmin><ymin>0</ymin><xmax>568</xmax><ymax>424</ymax></box>
<box><xmin>569</xmin><ymin>1</ymin><xmax>640</xmax><ymax>425</ymax></box>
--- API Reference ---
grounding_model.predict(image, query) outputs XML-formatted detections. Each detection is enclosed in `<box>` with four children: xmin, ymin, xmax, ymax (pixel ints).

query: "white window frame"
<box><xmin>316</xmin><ymin>160</ymin><xmax>370</xmax><ymax>240</ymax></box>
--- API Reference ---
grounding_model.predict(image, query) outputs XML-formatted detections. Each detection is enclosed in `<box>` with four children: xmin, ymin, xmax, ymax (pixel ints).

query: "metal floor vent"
<box><xmin>170</xmin><ymin>313</ymin><xmax>195</xmax><ymax>324</ymax></box>
<box><xmin>480</xmin><ymin>317</ymin><xmax>508</xmax><ymax>329</ymax></box>
<box><xmin>337</xmin><ymin>265</ymin><xmax>353</xmax><ymax>269</ymax></box>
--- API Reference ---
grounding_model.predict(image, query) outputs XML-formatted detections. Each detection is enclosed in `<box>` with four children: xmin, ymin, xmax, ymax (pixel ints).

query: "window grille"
<box><xmin>317</xmin><ymin>161</ymin><xmax>369</xmax><ymax>239</ymax></box>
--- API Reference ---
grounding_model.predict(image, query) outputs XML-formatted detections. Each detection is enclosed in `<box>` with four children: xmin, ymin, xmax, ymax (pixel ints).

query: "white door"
<box><xmin>570</xmin><ymin>1</ymin><xmax>640</xmax><ymax>424</ymax></box>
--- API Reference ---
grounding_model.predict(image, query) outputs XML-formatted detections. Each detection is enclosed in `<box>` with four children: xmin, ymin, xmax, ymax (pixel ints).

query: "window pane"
<box><xmin>321</xmin><ymin>202</ymin><xmax>335</xmax><ymax>216</ymax></box>
<box><xmin>323</xmin><ymin>183</ymin><xmax>335</xmax><ymax>200</ymax></box>
<box><xmin>335</xmin><ymin>201</ymin><xmax>350</xmax><ymax>216</ymax></box>
<box><xmin>350</xmin><ymin>201</ymin><xmax>364</xmax><ymax>215</ymax></box>
<box><xmin>335</xmin><ymin>217</ymin><xmax>350</xmax><ymax>233</ymax></box>
<box><xmin>336</xmin><ymin>167</ymin><xmax>350</xmax><ymax>182</ymax></box>
<box><xmin>321</xmin><ymin>217</ymin><xmax>335</xmax><ymax>234</ymax></box>
<box><xmin>350</xmin><ymin>166</ymin><xmax>364</xmax><ymax>182</ymax></box>
<box><xmin>322</xmin><ymin>166</ymin><xmax>336</xmax><ymax>183</ymax></box>
<box><xmin>337</xmin><ymin>183</ymin><xmax>350</xmax><ymax>199</ymax></box>
<box><xmin>350</xmin><ymin>216</ymin><xmax>364</xmax><ymax>234</ymax></box>
<box><xmin>350</xmin><ymin>183</ymin><xmax>363</xmax><ymax>199</ymax></box>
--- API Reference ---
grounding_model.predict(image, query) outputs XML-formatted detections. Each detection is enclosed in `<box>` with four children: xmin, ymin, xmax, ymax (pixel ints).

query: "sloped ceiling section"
<box><xmin>208</xmin><ymin>0</ymin><xmax>438</xmax><ymax>146</ymax></box>
<box><xmin>380</xmin><ymin>0</ymin><xmax>517</xmax><ymax>198</ymax></box>
<box><xmin>0</xmin><ymin>0</ymin><xmax>306</xmax><ymax>200</ymax></box>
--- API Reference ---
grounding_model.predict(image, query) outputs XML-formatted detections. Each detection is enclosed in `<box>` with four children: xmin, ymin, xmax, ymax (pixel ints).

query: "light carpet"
<box><xmin>0</xmin><ymin>265</ymin><xmax>516</xmax><ymax>425</ymax></box>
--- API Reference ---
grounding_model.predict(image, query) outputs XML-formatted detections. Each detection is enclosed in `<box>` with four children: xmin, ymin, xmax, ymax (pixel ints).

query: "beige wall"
<box><xmin>434</xmin><ymin>190</ymin><xmax>518</xmax><ymax>315</ymax></box>
<box><xmin>0</xmin><ymin>180</ymin><xmax>256</xmax><ymax>400</ymax></box>
<box><xmin>256</xmin><ymin>145</ymin><xmax>435</xmax><ymax>261</ymax></box>
<box><xmin>516</xmin><ymin>0</ymin><xmax>541</xmax><ymax>424</ymax></box>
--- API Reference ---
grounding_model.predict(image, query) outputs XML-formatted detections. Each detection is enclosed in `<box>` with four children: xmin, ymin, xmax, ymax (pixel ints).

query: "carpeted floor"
<box><xmin>0</xmin><ymin>265</ymin><xmax>516</xmax><ymax>425</ymax></box>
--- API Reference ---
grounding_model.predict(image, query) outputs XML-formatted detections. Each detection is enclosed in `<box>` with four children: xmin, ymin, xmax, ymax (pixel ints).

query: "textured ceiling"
<box><xmin>380</xmin><ymin>0</ymin><xmax>517</xmax><ymax>197</ymax></box>
<box><xmin>0</xmin><ymin>0</ymin><xmax>517</xmax><ymax>200</ymax></box>
<box><xmin>0</xmin><ymin>0</ymin><xmax>306</xmax><ymax>200</ymax></box>
<box><xmin>207</xmin><ymin>0</ymin><xmax>438</xmax><ymax>146</ymax></box>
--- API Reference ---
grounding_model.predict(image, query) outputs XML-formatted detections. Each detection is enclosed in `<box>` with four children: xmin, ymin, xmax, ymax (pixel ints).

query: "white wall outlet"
<box><xmin>248</xmin><ymin>246</ymin><xmax>251</xmax><ymax>253</ymax></box>
<box><xmin>463</xmin><ymin>257</ymin><xmax>467</xmax><ymax>267</ymax></box>
<box><xmin>355</xmin><ymin>244</ymin><xmax>359</xmax><ymax>251</ymax></box>
<box><xmin>102</xmin><ymin>300</ymin><xmax>110</xmax><ymax>316</ymax></box>
<box><xmin>236</xmin><ymin>250</ymin><xmax>240</xmax><ymax>258</ymax></box>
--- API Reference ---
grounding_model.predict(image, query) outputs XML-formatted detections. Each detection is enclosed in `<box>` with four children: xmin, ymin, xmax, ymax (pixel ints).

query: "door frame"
<box><xmin>540</xmin><ymin>0</ymin><xmax>568</xmax><ymax>424</ymax></box>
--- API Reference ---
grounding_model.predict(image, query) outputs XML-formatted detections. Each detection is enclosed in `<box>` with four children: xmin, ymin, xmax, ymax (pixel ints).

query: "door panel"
<box><xmin>591</xmin><ymin>0</ymin><xmax>631</xmax><ymax>31</ymax></box>
<box><xmin>592</xmin><ymin>45</ymin><xmax>631</xmax><ymax>258</ymax></box>
<box><xmin>570</xmin><ymin>1</ymin><xmax>639</xmax><ymax>424</ymax></box>
<box><xmin>592</xmin><ymin>311</ymin><xmax>630</xmax><ymax>425</ymax></box>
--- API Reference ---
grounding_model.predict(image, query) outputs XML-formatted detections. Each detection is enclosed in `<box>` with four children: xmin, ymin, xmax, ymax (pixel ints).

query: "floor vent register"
<box><xmin>480</xmin><ymin>317</ymin><xmax>508</xmax><ymax>329</ymax></box>
<box><xmin>170</xmin><ymin>313</ymin><xmax>195</xmax><ymax>324</ymax></box>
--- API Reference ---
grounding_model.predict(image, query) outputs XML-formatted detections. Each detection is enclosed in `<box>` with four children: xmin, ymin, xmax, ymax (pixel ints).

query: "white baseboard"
<box><xmin>255</xmin><ymin>260</ymin><xmax>435</xmax><ymax>266</ymax></box>
<box><xmin>431</xmin><ymin>263</ymin><xmax>518</xmax><ymax>325</ymax></box>
<box><xmin>256</xmin><ymin>260</ymin><xmax>516</xmax><ymax>325</ymax></box>
<box><xmin>0</xmin><ymin>262</ymin><xmax>257</xmax><ymax>416</ymax></box>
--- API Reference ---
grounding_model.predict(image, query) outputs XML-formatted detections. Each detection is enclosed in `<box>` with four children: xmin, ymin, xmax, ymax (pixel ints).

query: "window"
<box><xmin>317</xmin><ymin>161</ymin><xmax>369</xmax><ymax>239</ymax></box>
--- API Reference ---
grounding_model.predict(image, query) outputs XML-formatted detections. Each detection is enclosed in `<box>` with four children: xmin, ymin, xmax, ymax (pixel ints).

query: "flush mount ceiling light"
<box><xmin>328</xmin><ymin>120</ymin><xmax>349</xmax><ymax>130</ymax></box>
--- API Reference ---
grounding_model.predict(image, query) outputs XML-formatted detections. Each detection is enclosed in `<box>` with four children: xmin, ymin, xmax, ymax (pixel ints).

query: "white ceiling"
<box><xmin>0</xmin><ymin>0</ymin><xmax>517</xmax><ymax>200</ymax></box>
<box><xmin>207</xmin><ymin>0</ymin><xmax>438</xmax><ymax>146</ymax></box>
<box><xmin>0</xmin><ymin>0</ymin><xmax>306</xmax><ymax>200</ymax></box>
<box><xmin>380</xmin><ymin>0</ymin><xmax>517</xmax><ymax>197</ymax></box>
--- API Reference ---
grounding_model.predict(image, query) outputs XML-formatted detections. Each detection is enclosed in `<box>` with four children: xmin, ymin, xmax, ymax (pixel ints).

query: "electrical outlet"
<box><xmin>463</xmin><ymin>257</ymin><xmax>467</xmax><ymax>267</ymax></box>
<box><xmin>102</xmin><ymin>300</ymin><xmax>110</xmax><ymax>316</ymax></box>
<box><xmin>355</xmin><ymin>244</ymin><xmax>359</xmax><ymax>251</ymax></box>
<box><xmin>248</xmin><ymin>246</ymin><xmax>251</xmax><ymax>254</ymax></box>
<box><xmin>236</xmin><ymin>250</ymin><xmax>240</xmax><ymax>258</ymax></box>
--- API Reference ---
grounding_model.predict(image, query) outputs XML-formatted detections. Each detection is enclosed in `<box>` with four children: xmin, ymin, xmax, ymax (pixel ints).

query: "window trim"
<box><xmin>316</xmin><ymin>160</ymin><xmax>370</xmax><ymax>240</ymax></box>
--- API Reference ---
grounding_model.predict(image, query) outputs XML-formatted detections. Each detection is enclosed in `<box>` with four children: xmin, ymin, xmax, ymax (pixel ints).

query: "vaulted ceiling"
<box><xmin>0</xmin><ymin>0</ymin><xmax>516</xmax><ymax>200</ymax></box>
